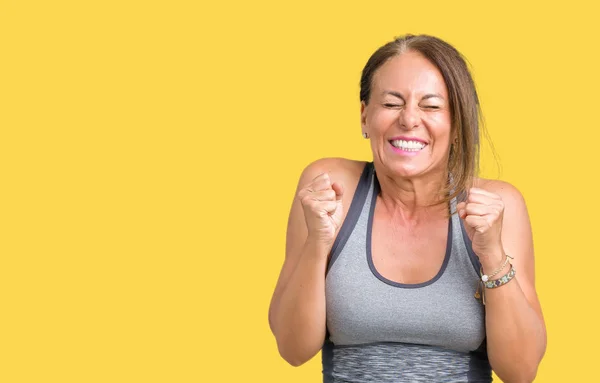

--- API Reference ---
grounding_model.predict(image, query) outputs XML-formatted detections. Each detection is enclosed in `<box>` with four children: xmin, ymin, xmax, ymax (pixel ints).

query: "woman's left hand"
<box><xmin>456</xmin><ymin>187</ymin><xmax>505</xmax><ymax>265</ymax></box>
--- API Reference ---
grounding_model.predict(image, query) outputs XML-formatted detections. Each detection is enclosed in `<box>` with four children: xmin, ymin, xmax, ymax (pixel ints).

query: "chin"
<box><xmin>387</xmin><ymin>163</ymin><xmax>422</xmax><ymax>178</ymax></box>
<box><xmin>384</xmin><ymin>160</ymin><xmax>443</xmax><ymax>180</ymax></box>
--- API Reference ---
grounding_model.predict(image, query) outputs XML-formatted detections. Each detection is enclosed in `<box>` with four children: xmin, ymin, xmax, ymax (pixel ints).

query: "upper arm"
<box><xmin>268</xmin><ymin>158</ymin><xmax>358</xmax><ymax>332</ymax></box>
<box><xmin>483</xmin><ymin>180</ymin><xmax>546</xmax><ymax>328</ymax></box>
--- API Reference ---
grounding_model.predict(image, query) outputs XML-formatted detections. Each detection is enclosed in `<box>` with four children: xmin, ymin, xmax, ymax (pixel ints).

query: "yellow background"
<box><xmin>1</xmin><ymin>1</ymin><xmax>598</xmax><ymax>382</ymax></box>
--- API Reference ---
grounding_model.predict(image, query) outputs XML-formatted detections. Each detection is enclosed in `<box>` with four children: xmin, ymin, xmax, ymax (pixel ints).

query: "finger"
<box><xmin>331</xmin><ymin>182</ymin><xmax>344</xmax><ymax>201</ymax></box>
<box><xmin>464</xmin><ymin>202</ymin><xmax>500</xmax><ymax>217</ymax></box>
<box><xmin>464</xmin><ymin>215</ymin><xmax>490</xmax><ymax>233</ymax></box>
<box><xmin>298</xmin><ymin>182</ymin><xmax>335</xmax><ymax>200</ymax></box>
<box><xmin>308</xmin><ymin>189</ymin><xmax>337</xmax><ymax>202</ymax></box>
<box><xmin>310</xmin><ymin>172</ymin><xmax>329</xmax><ymax>183</ymax></box>
<box><xmin>309</xmin><ymin>173</ymin><xmax>333</xmax><ymax>192</ymax></box>
<box><xmin>466</xmin><ymin>193</ymin><xmax>498</xmax><ymax>205</ymax></box>
<box><xmin>456</xmin><ymin>201</ymin><xmax>467</xmax><ymax>219</ymax></box>
<box><xmin>469</xmin><ymin>187</ymin><xmax>501</xmax><ymax>200</ymax></box>
<box><xmin>318</xmin><ymin>201</ymin><xmax>339</xmax><ymax>216</ymax></box>
<box><xmin>466</xmin><ymin>192</ymin><xmax>503</xmax><ymax>207</ymax></box>
<box><xmin>300</xmin><ymin>172</ymin><xmax>330</xmax><ymax>191</ymax></box>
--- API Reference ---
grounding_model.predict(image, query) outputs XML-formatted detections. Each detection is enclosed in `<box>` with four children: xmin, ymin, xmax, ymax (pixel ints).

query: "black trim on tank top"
<box><xmin>321</xmin><ymin>336</ymin><xmax>334</xmax><ymax>383</ymax></box>
<box><xmin>454</xmin><ymin>188</ymin><xmax>483</xmax><ymax>275</ymax></box>
<box><xmin>367</xmin><ymin>164</ymin><xmax>452</xmax><ymax>288</ymax></box>
<box><xmin>326</xmin><ymin>161</ymin><xmax>373</xmax><ymax>275</ymax></box>
<box><xmin>468</xmin><ymin>339</ymin><xmax>493</xmax><ymax>381</ymax></box>
<box><xmin>459</xmin><ymin>218</ymin><xmax>484</xmax><ymax>275</ymax></box>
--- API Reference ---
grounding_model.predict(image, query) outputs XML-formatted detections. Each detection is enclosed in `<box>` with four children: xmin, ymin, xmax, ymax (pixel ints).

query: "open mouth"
<box><xmin>389</xmin><ymin>139</ymin><xmax>427</xmax><ymax>152</ymax></box>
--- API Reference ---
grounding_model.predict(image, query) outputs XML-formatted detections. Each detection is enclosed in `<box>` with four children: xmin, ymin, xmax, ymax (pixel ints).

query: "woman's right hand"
<box><xmin>297</xmin><ymin>172</ymin><xmax>344</xmax><ymax>248</ymax></box>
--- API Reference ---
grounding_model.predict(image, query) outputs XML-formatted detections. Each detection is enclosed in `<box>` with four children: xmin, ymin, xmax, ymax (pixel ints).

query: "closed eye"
<box><xmin>422</xmin><ymin>106</ymin><xmax>440</xmax><ymax>109</ymax></box>
<box><xmin>383</xmin><ymin>103</ymin><xmax>402</xmax><ymax>108</ymax></box>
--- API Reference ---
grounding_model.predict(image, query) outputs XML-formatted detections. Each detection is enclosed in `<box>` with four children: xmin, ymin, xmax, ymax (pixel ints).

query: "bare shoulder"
<box><xmin>284</xmin><ymin>157</ymin><xmax>368</xmax><ymax>261</ymax></box>
<box><xmin>474</xmin><ymin>177</ymin><xmax>527</xmax><ymax>210</ymax></box>
<box><xmin>300</xmin><ymin>157</ymin><xmax>367</xmax><ymax>199</ymax></box>
<box><xmin>301</xmin><ymin>157</ymin><xmax>366</xmax><ymax>178</ymax></box>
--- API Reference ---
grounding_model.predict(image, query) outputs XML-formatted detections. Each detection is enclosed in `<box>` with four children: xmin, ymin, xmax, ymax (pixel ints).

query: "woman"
<box><xmin>268</xmin><ymin>34</ymin><xmax>546</xmax><ymax>382</ymax></box>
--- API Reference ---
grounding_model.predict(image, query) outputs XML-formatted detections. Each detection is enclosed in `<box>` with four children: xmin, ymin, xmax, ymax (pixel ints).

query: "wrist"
<box><xmin>304</xmin><ymin>236</ymin><xmax>333</xmax><ymax>259</ymax></box>
<box><xmin>478</xmin><ymin>250</ymin><xmax>506</xmax><ymax>275</ymax></box>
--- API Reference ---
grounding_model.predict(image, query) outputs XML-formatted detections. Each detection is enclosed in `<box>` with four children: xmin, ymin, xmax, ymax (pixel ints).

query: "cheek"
<box><xmin>427</xmin><ymin>110</ymin><xmax>451</xmax><ymax>125</ymax></box>
<box><xmin>369</xmin><ymin>109</ymin><xmax>396</xmax><ymax>130</ymax></box>
<box><xmin>425</xmin><ymin>113</ymin><xmax>452</xmax><ymax>139</ymax></box>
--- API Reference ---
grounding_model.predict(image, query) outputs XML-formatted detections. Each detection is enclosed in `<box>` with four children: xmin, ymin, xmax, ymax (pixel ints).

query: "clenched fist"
<box><xmin>456</xmin><ymin>187</ymin><xmax>505</xmax><ymax>261</ymax></box>
<box><xmin>297</xmin><ymin>172</ymin><xmax>344</xmax><ymax>248</ymax></box>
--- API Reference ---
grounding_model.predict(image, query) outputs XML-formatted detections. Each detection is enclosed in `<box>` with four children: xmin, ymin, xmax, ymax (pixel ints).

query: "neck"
<box><xmin>375</xmin><ymin>166</ymin><xmax>449</xmax><ymax>223</ymax></box>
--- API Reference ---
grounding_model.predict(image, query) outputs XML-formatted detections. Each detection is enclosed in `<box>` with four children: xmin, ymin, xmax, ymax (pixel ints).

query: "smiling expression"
<box><xmin>361</xmin><ymin>50</ymin><xmax>453</xmax><ymax>179</ymax></box>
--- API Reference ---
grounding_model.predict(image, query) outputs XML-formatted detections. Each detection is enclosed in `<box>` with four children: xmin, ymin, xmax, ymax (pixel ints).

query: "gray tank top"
<box><xmin>323</xmin><ymin>162</ymin><xmax>492</xmax><ymax>382</ymax></box>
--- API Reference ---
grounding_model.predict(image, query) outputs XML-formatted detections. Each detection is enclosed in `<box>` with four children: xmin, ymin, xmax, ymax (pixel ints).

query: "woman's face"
<box><xmin>362</xmin><ymin>50</ymin><xmax>452</xmax><ymax>180</ymax></box>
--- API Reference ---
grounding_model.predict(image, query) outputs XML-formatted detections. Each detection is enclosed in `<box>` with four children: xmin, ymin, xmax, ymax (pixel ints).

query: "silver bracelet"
<box><xmin>480</xmin><ymin>253</ymin><xmax>513</xmax><ymax>282</ymax></box>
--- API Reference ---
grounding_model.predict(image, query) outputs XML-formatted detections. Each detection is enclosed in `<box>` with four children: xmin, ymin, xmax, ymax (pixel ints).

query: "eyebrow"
<box><xmin>382</xmin><ymin>91</ymin><xmax>445</xmax><ymax>101</ymax></box>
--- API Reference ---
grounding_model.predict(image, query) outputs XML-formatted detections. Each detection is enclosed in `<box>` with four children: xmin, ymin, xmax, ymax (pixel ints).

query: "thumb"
<box><xmin>331</xmin><ymin>182</ymin><xmax>344</xmax><ymax>201</ymax></box>
<box><xmin>456</xmin><ymin>201</ymin><xmax>466</xmax><ymax>219</ymax></box>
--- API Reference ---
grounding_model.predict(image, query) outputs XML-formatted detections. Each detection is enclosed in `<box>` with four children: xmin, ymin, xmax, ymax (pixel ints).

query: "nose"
<box><xmin>399</xmin><ymin>104</ymin><xmax>420</xmax><ymax>130</ymax></box>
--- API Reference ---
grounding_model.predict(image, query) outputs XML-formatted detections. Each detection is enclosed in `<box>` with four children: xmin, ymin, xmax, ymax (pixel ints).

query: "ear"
<box><xmin>360</xmin><ymin>101</ymin><xmax>368</xmax><ymax>131</ymax></box>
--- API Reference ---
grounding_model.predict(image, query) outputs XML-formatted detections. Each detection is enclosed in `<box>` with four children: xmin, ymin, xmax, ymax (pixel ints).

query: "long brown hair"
<box><xmin>360</xmin><ymin>34</ymin><xmax>484</xmax><ymax>209</ymax></box>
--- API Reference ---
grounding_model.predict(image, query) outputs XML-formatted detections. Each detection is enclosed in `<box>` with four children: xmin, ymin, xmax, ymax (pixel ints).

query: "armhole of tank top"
<box><xmin>322</xmin><ymin>330</ymin><xmax>334</xmax><ymax>381</ymax></box>
<box><xmin>458</xmin><ymin>216</ymin><xmax>483</xmax><ymax>275</ymax></box>
<box><xmin>326</xmin><ymin>161</ymin><xmax>372</xmax><ymax>276</ymax></box>
<box><xmin>468</xmin><ymin>338</ymin><xmax>492</xmax><ymax>380</ymax></box>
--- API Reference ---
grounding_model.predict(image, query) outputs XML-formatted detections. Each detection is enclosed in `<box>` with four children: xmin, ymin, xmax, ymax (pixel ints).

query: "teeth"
<box><xmin>391</xmin><ymin>140</ymin><xmax>426</xmax><ymax>150</ymax></box>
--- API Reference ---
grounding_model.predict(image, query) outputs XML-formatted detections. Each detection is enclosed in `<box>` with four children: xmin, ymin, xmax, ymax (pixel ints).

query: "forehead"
<box><xmin>372</xmin><ymin>51</ymin><xmax>448</xmax><ymax>97</ymax></box>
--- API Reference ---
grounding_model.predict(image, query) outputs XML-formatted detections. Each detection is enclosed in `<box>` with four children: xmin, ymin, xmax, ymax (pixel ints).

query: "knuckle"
<box><xmin>300</xmin><ymin>195</ymin><xmax>313</xmax><ymax>206</ymax></box>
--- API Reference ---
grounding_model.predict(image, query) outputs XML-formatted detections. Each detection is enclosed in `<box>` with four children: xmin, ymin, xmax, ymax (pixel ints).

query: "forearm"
<box><xmin>270</xmin><ymin>239</ymin><xmax>329</xmax><ymax>366</ymax></box>
<box><xmin>483</xmin><ymin>274</ymin><xmax>546</xmax><ymax>382</ymax></box>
